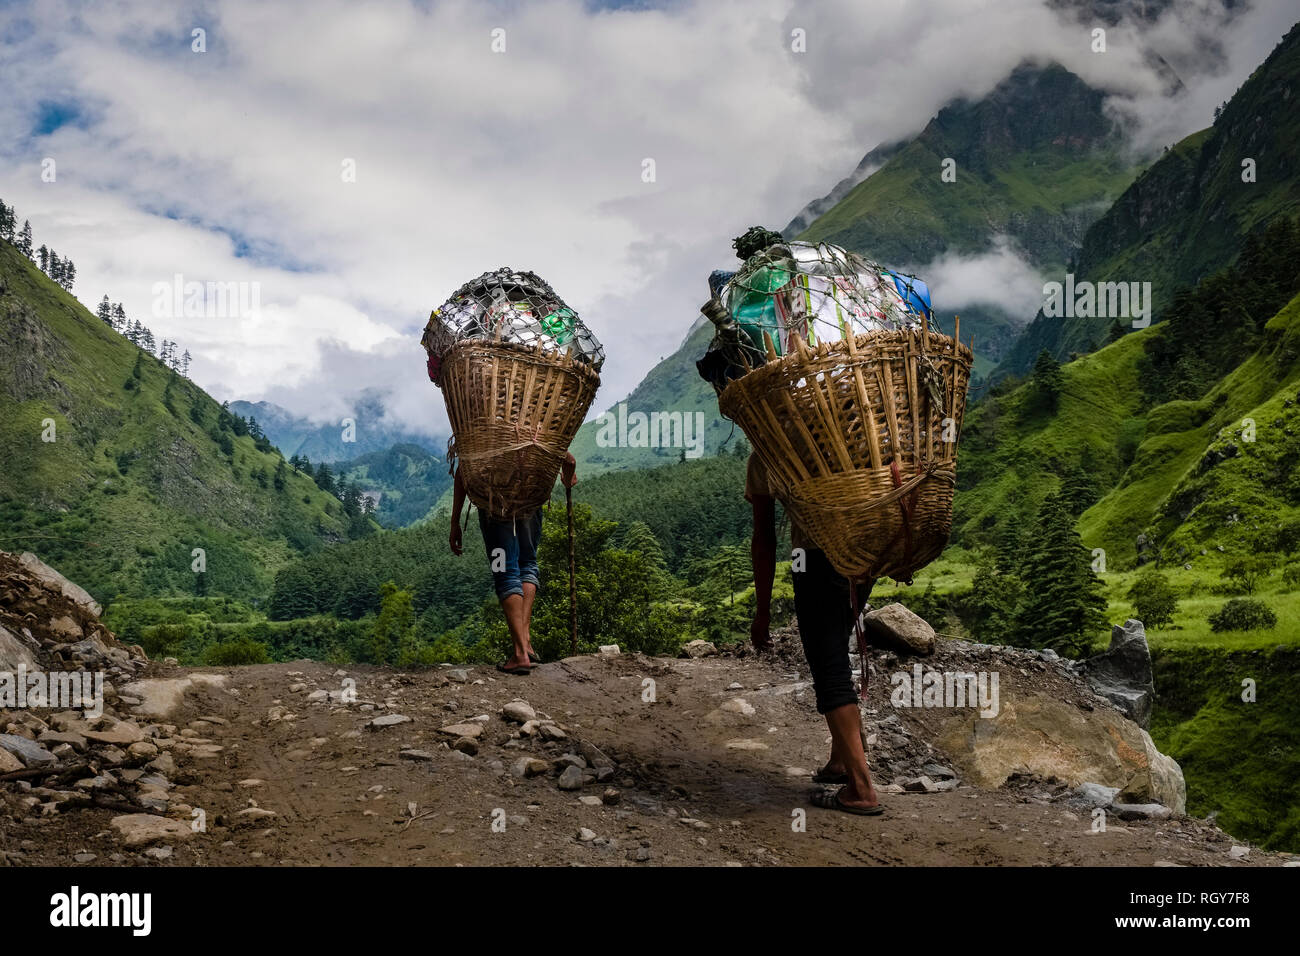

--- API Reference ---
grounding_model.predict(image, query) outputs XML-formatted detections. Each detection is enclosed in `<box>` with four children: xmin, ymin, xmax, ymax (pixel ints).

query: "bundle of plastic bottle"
<box><xmin>422</xmin><ymin>267</ymin><xmax>604</xmax><ymax>383</ymax></box>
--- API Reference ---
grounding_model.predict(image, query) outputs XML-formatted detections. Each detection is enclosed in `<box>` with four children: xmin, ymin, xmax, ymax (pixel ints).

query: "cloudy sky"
<box><xmin>0</xmin><ymin>0</ymin><xmax>1292</xmax><ymax>437</ymax></box>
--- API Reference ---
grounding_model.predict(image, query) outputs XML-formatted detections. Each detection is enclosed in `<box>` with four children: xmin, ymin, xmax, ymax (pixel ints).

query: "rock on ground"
<box><xmin>1082</xmin><ymin>619</ymin><xmax>1155</xmax><ymax>729</ymax></box>
<box><xmin>864</xmin><ymin>604</ymin><xmax>935</xmax><ymax>656</ymax></box>
<box><xmin>110</xmin><ymin>814</ymin><xmax>194</xmax><ymax>848</ymax></box>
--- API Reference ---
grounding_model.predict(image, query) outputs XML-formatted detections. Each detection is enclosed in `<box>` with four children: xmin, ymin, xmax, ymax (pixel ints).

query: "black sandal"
<box><xmin>811</xmin><ymin>787</ymin><xmax>885</xmax><ymax>816</ymax></box>
<box><xmin>528</xmin><ymin>651</ymin><xmax>541</xmax><ymax>664</ymax></box>
<box><xmin>812</xmin><ymin>764</ymin><xmax>850</xmax><ymax>785</ymax></box>
<box><xmin>496</xmin><ymin>662</ymin><xmax>532</xmax><ymax>676</ymax></box>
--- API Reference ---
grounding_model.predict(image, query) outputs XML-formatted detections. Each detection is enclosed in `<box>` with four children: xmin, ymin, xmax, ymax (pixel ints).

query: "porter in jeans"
<box><xmin>449</xmin><ymin>453</ymin><xmax>576</xmax><ymax>674</ymax></box>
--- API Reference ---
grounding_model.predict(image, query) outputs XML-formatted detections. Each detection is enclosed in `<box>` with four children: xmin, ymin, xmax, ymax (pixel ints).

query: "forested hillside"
<box><xmin>0</xmin><ymin>235</ymin><xmax>377</xmax><ymax>603</ymax></box>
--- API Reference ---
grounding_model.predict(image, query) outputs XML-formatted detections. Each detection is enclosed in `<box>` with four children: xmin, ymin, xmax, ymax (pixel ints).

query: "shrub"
<box><xmin>1207</xmin><ymin>598</ymin><xmax>1277</xmax><ymax>633</ymax></box>
<box><xmin>1282</xmin><ymin>563</ymin><xmax>1300</xmax><ymax>591</ymax></box>
<box><xmin>140</xmin><ymin>622</ymin><xmax>187</xmax><ymax>659</ymax></box>
<box><xmin>1126</xmin><ymin>570</ymin><xmax>1178</xmax><ymax>629</ymax></box>
<box><xmin>202</xmin><ymin>637</ymin><xmax>271</xmax><ymax>666</ymax></box>
<box><xmin>1221</xmin><ymin>556</ymin><xmax>1272</xmax><ymax>595</ymax></box>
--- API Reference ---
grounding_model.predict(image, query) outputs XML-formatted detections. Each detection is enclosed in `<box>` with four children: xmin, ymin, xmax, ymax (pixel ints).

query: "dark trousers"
<box><xmin>792</xmin><ymin>548</ymin><xmax>868</xmax><ymax>714</ymax></box>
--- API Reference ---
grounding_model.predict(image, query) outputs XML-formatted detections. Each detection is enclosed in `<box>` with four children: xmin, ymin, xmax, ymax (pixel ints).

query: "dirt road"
<box><xmin>4</xmin><ymin>636</ymin><xmax>1287</xmax><ymax>867</ymax></box>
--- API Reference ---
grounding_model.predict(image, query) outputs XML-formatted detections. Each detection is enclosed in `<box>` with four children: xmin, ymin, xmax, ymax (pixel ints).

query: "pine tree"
<box><xmin>96</xmin><ymin>296</ymin><xmax>113</xmax><ymax>325</ymax></box>
<box><xmin>620</xmin><ymin>520</ymin><xmax>668</xmax><ymax>570</ymax></box>
<box><xmin>0</xmin><ymin>200</ymin><xmax>14</xmax><ymax>241</ymax></box>
<box><xmin>48</xmin><ymin>251</ymin><xmax>61</xmax><ymax>282</ymax></box>
<box><xmin>62</xmin><ymin>259</ymin><xmax>75</xmax><ymax>291</ymax></box>
<box><xmin>17</xmin><ymin>221</ymin><xmax>32</xmax><ymax>258</ymax></box>
<box><xmin>268</xmin><ymin>564</ymin><xmax>318</xmax><ymax>620</ymax></box>
<box><xmin>181</xmin><ymin>350</ymin><xmax>192</xmax><ymax>376</ymax></box>
<box><xmin>370</xmin><ymin>581</ymin><xmax>415</xmax><ymax>666</ymax></box>
<box><xmin>36</xmin><ymin>244</ymin><xmax>49</xmax><ymax>272</ymax></box>
<box><xmin>112</xmin><ymin>303</ymin><xmax>127</xmax><ymax>331</ymax></box>
<box><xmin>1031</xmin><ymin>350</ymin><xmax>1063</xmax><ymax>412</ymax></box>
<box><xmin>1012</xmin><ymin>492</ymin><xmax>1108</xmax><ymax>655</ymax></box>
<box><xmin>1059</xmin><ymin>462</ymin><xmax>1099</xmax><ymax>517</ymax></box>
<box><xmin>314</xmin><ymin>462</ymin><xmax>336</xmax><ymax>495</ymax></box>
<box><xmin>341</xmin><ymin>480</ymin><xmax>361</xmax><ymax>517</ymax></box>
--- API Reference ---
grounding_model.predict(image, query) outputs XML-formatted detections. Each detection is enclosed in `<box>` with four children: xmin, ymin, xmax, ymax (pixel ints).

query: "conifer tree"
<box><xmin>1012</xmin><ymin>492</ymin><xmax>1108</xmax><ymax>655</ymax></box>
<box><xmin>1031</xmin><ymin>350</ymin><xmax>1063</xmax><ymax>412</ymax></box>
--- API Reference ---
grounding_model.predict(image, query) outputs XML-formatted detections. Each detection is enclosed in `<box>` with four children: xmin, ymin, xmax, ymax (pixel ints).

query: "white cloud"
<box><xmin>919</xmin><ymin>238</ymin><xmax>1048</xmax><ymax>322</ymax></box>
<box><xmin>0</xmin><ymin>0</ymin><xmax>1290</xmax><ymax>436</ymax></box>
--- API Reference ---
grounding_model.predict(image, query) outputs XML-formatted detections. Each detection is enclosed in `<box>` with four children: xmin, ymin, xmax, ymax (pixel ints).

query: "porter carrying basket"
<box><xmin>708</xmin><ymin>242</ymin><xmax>972</xmax><ymax>582</ymax></box>
<box><xmin>425</xmin><ymin>269</ymin><xmax>603</xmax><ymax>521</ymax></box>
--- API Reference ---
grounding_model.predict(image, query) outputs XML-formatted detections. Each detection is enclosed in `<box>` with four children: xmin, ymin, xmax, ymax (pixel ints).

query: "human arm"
<box><xmin>449</xmin><ymin>468</ymin><xmax>466</xmax><ymax>556</ymax></box>
<box><xmin>750</xmin><ymin>492</ymin><xmax>777</xmax><ymax>650</ymax></box>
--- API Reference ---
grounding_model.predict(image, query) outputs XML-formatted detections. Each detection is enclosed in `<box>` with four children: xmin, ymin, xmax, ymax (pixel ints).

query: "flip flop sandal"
<box><xmin>812</xmin><ymin>765</ymin><xmax>850</xmax><ymax>785</ymax></box>
<box><xmin>812</xmin><ymin>787</ymin><xmax>885</xmax><ymax>816</ymax></box>
<box><xmin>496</xmin><ymin>662</ymin><xmax>532</xmax><ymax>676</ymax></box>
<box><xmin>528</xmin><ymin>651</ymin><xmax>542</xmax><ymax>664</ymax></box>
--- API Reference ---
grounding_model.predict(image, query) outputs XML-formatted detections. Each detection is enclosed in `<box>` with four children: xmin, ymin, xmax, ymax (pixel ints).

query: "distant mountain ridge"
<box><xmin>995</xmin><ymin>20</ymin><xmax>1300</xmax><ymax>377</ymax></box>
<box><xmin>228</xmin><ymin>396</ymin><xmax>445</xmax><ymax>464</ymax></box>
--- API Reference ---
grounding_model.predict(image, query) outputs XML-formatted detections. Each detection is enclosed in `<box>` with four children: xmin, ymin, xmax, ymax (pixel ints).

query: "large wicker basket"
<box><xmin>719</xmin><ymin>321</ymin><xmax>972</xmax><ymax>582</ymax></box>
<box><xmin>441</xmin><ymin>339</ymin><xmax>600</xmax><ymax>520</ymax></box>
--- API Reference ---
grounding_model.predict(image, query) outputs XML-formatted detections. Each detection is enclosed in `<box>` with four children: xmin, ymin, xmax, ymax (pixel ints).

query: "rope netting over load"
<box><xmin>700</xmin><ymin>238</ymin><xmax>972</xmax><ymax>584</ymax></box>
<box><xmin>422</xmin><ymin>268</ymin><xmax>603</xmax><ymax>520</ymax></box>
<box><xmin>422</xmin><ymin>267</ymin><xmax>604</xmax><ymax>385</ymax></box>
<box><xmin>698</xmin><ymin>240</ymin><xmax>933</xmax><ymax>391</ymax></box>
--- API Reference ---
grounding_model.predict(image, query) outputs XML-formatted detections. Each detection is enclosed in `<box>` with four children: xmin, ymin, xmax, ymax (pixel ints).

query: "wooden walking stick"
<box><xmin>566</xmin><ymin>481</ymin><xmax>577</xmax><ymax>656</ymax></box>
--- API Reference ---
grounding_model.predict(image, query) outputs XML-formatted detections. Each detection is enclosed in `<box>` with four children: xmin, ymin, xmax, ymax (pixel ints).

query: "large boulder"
<box><xmin>864</xmin><ymin>603</ymin><xmax>935</xmax><ymax>656</ymax></box>
<box><xmin>0</xmin><ymin>623</ymin><xmax>39</xmax><ymax>673</ymax></box>
<box><xmin>1081</xmin><ymin>619</ymin><xmax>1155</xmax><ymax>729</ymax></box>
<box><xmin>930</xmin><ymin>687</ymin><xmax>1185</xmax><ymax>813</ymax></box>
<box><xmin>18</xmin><ymin>552</ymin><xmax>102</xmax><ymax>617</ymax></box>
<box><xmin>119</xmin><ymin>675</ymin><xmax>229</xmax><ymax>718</ymax></box>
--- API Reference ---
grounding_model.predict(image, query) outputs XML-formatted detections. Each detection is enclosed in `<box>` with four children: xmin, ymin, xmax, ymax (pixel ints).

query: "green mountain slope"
<box><xmin>573</xmin><ymin>64</ymin><xmax>1139</xmax><ymax>475</ymax></box>
<box><xmin>0</xmin><ymin>241</ymin><xmax>371</xmax><ymax>602</ymax></box>
<box><xmin>797</xmin><ymin>63</ymin><xmax>1134</xmax><ymax>273</ymax></box>
<box><xmin>998</xmin><ymin>21</ymin><xmax>1300</xmax><ymax>376</ymax></box>
<box><xmin>570</xmin><ymin>320</ymin><xmax>742</xmax><ymax>475</ymax></box>
<box><xmin>332</xmin><ymin>442</ymin><xmax>454</xmax><ymax>528</ymax></box>
<box><xmin>956</xmin><ymin>258</ymin><xmax>1300</xmax><ymax>569</ymax></box>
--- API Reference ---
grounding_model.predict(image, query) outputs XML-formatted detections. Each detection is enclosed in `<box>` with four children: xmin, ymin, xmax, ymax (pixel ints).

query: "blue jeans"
<box><xmin>478</xmin><ymin>509</ymin><xmax>543</xmax><ymax>600</ymax></box>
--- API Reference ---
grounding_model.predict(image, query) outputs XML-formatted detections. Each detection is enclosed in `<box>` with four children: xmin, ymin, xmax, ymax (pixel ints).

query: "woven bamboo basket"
<box><xmin>719</xmin><ymin>319</ymin><xmax>972</xmax><ymax>582</ymax></box>
<box><xmin>441</xmin><ymin>339</ymin><xmax>600</xmax><ymax>520</ymax></box>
